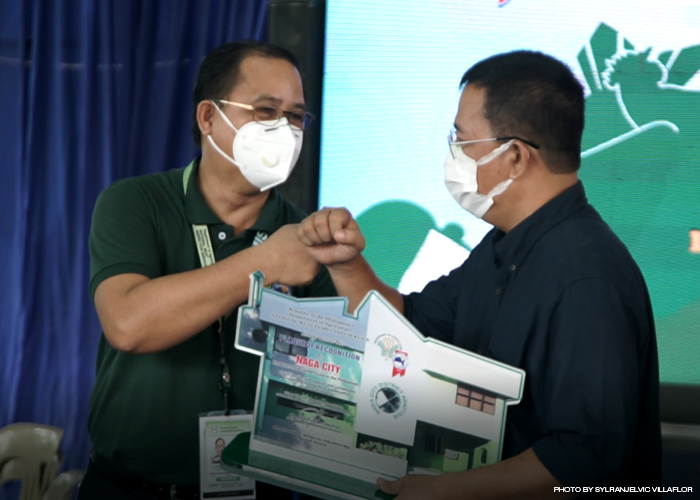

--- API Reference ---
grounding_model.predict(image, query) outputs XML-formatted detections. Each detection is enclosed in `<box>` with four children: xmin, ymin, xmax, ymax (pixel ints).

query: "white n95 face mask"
<box><xmin>444</xmin><ymin>139</ymin><xmax>514</xmax><ymax>219</ymax></box>
<box><xmin>207</xmin><ymin>102</ymin><xmax>303</xmax><ymax>191</ymax></box>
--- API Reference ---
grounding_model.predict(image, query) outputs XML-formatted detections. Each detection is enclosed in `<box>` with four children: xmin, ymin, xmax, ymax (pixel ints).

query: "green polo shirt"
<box><xmin>88</xmin><ymin>159</ymin><xmax>336</xmax><ymax>484</ymax></box>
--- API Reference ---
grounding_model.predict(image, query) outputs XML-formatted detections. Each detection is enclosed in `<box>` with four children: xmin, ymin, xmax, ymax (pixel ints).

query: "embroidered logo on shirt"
<box><xmin>253</xmin><ymin>231</ymin><xmax>268</xmax><ymax>246</ymax></box>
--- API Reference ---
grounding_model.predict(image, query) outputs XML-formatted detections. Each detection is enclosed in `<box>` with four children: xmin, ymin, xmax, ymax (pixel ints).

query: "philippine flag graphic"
<box><xmin>498</xmin><ymin>0</ymin><xmax>512</xmax><ymax>6</ymax></box>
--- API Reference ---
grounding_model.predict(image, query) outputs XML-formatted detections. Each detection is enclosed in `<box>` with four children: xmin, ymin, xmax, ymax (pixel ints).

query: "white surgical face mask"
<box><xmin>444</xmin><ymin>139</ymin><xmax>515</xmax><ymax>219</ymax></box>
<box><xmin>207</xmin><ymin>102</ymin><xmax>303</xmax><ymax>191</ymax></box>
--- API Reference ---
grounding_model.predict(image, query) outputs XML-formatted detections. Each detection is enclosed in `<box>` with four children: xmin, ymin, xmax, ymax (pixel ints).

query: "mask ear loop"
<box><xmin>476</xmin><ymin>139</ymin><xmax>515</xmax><ymax>166</ymax></box>
<box><xmin>482</xmin><ymin>140</ymin><xmax>516</xmax><ymax>199</ymax></box>
<box><xmin>207</xmin><ymin>101</ymin><xmax>244</xmax><ymax>169</ymax></box>
<box><xmin>211</xmin><ymin>100</ymin><xmax>240</xmax><ymax>133</ymax></box>
<box><xmin>206</xmin><ymin>135</ymin><xmax>243</xmax><ymax>169</ymax></box>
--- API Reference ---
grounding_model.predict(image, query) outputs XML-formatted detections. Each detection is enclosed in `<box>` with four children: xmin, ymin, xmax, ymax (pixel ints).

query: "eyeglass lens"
<box><xmin>253</xmin><ymin>105</ymin><xmax>312</xmax><ymax>130</ymax></box>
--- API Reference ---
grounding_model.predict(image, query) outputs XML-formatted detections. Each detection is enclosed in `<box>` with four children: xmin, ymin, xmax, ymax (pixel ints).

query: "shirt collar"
<box><xmin>184</xmin><ymin>158</ymin><xmax>221</xmax><ymax>224</ymax></box>
<box><xmin>491</xmin><ymin>181</ymin><xmax>589</xmax><ymax>267</ymax></box>
<box><xmin>184</xmin><ymin>157</ymin><xmax>285</xmax><ymax>233</ymax></box>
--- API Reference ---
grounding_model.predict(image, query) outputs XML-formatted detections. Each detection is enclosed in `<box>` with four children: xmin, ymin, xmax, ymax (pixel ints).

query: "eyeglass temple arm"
<box><xmin>496</xmin><ymin>136</ymin><xmax>540</xmax><ymax>149</ymax></box>
<box><xmin>214</xmin><ymin>99</ymin><xmax>254</xmax><ymax>111</ymax></box>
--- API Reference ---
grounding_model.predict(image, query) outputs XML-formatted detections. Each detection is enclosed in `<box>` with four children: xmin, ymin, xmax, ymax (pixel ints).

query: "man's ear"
<box><xmin>508</xmin><ymin>140</ymin><xmax>531</xmax><ymax>180</ymax></box>
<box><xmin>196</xmin><ymin>100</ymin><xmax>216</xmax><ymax>137</ymax></box>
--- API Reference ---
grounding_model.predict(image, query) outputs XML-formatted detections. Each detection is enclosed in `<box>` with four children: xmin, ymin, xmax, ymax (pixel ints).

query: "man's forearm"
<box><xmin>95</xmin><ymin>245</ymin><xmax>282</xmax><ymax>353</ymax></box>
<box><xmin>328</xmin><ymin>255</ymin><xmax>404</xmax><ymax>314</ymax></box>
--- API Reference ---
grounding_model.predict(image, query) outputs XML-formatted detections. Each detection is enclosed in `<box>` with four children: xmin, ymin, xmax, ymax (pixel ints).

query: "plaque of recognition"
<box><xmin>221</xmin><ymin>272</ymin><xmax>525</xmax><ymax>500</ymax></box>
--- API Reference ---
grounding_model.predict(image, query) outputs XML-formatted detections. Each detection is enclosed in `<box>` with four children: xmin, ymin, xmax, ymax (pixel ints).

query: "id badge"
<box><xmin>199</xmin><ymin>412</ymin><xmax>255</xmax><ymax>499</ymax></box>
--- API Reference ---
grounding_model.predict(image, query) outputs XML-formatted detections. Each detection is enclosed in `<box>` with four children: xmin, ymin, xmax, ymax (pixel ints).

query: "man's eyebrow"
<box><xmin>253</xmin><ymin>95</ymin><xmax>281</xmax><ymax>105</ymax></box>
<box><xmin>253</xmin><ymin>95</ymin><xmax>306</xmax><ymax>111</ymax></box>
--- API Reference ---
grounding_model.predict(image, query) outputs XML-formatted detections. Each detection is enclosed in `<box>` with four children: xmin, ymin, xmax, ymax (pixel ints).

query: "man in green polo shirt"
<box><xmin>79</xmin><ymin>41</ymin><xmax>335</xmax><ymax>500</ymax></box>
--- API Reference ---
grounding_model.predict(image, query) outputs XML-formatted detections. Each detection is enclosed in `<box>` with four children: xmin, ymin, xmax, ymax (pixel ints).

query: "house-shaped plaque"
<box><xmin>223</xmin><ymin>272</ymin><xmax>525</xmax><ymax>500</ymax></box>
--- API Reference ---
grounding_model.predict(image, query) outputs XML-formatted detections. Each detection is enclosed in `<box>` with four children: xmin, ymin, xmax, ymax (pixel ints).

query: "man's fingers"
<box><xmin>331</xmin><ymin>210</ymin><xmax>365</xmax><ymax>251</ymax></box>
<box><xmin>312</xmin><ymin>210</ymin><xmax>334</xmax><ymax>243</ymax></box>
<box><xmin>327</xmin><ymin>207</ymin><xmax>354</xmax><ymax>235</ymax></box>
<box><xmin>296</xmin><ymin>221</ymin><xmax>314</xmax><ymax>246</ymax></box>
<box><xmin>376</xmin><ymin>477</ymin><xmax>404</xmax><ymax>495</ymax></box>
<box><xmin>299</xmin><ymin>208</ymin><xmax>355</xmax><ymax>246</ymax></box>
<box><xmin>326</xmin><ymin>208</ymin><xmax>359</xmax><ymax>247</ymax></box>
<box><xmin>297</xmin><ymin>212</ymin><xmax>326</xmax><ymax>245</ymax></box>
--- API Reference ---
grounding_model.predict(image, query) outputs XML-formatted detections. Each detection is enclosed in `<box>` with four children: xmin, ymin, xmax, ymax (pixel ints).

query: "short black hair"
<box><xmin>191</xmin><ymin>40</ymin><xmax>300</xmax><ymax>145</ymax></box>
<box><xmin>460</xmin><ymin>51</ymin><xmax>584</xmax><ymax>173</ymax></box>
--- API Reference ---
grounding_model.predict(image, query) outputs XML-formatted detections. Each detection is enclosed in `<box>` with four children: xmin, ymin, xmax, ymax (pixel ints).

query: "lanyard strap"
<box><xmin>184</xmin><ymin>165</ymin><xmax>233</xmax><ymax>414</ymax></box>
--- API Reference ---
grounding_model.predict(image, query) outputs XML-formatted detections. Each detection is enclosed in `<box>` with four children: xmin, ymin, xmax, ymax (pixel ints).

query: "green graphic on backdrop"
<box><xmin>357</xmin><ymin>201</ymin><xmax>469</xmax><ymax>289</ymax></box>
<box><xmin>356</xmin><ymin>23</ymin><xmax>700</xmax><ymax>384</ymax></box>
<box><xmin>577</xmin><ymin>23</ymin><xmax>700</xmax><ymax>384</ymax></box>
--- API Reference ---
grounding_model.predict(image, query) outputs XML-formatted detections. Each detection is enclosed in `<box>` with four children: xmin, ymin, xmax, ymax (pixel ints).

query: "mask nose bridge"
<box><xmin>262</xmin><ymin>117</ymin><xmax>291</xmax><ymax>132</ymax></box>
<box><xmin>452</xmin><ymin>143</ymin><xmax>480</xmax><ymax>164</ymax></box>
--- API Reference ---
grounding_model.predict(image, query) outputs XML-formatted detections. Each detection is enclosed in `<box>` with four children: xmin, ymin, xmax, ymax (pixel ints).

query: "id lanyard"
<box><xmin>194</xmin><ymin>224</ymin><xmax>233</xmax><ymax>414</ymax></box>
<box><xmin>184</xmin><ymin>165</ymin><xmax>233</xmax><ymax>414</ymax></box>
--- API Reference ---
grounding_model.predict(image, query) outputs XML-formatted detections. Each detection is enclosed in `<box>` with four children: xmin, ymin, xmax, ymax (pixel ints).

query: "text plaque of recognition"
<box><xmin>221</xmin><ymin>272</ymin><xmax>525</xmax><ymax>500</ymax></box>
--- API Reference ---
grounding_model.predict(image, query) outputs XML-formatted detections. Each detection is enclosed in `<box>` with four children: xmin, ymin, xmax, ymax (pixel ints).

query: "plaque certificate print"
<box><xmin>224</xmin><ymin>272</ymin><xmax>525</xmax><ymax>499</ymax></box>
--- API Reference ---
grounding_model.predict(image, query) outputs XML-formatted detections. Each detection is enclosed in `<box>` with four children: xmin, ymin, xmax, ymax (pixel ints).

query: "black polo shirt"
<box><xmin>88</xmin><ymin>159</ymin><xmax>336</xmax><ymax>484</ymax></box>
<box><xmin>403</xmin><ymin>181</ymin><xmax>661</xmax><ymax>489</ymax></box>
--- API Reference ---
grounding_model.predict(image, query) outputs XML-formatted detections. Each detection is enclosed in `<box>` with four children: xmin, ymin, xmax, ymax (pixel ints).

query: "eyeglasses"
<box><xmin>448</xmin><ymin>129</ymin><xmax>540</xmax><ymax>158</ymax></box>
<box><xmin>213</xmin><ymin>99</ymin><xmax>315</xmax><ymax>131</ymax></box>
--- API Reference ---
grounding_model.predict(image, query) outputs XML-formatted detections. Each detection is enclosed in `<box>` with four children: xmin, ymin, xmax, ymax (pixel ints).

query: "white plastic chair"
<box><xmin>40</xmin><ymin>470</ymin><xmax>85</xmax><ymax>500</ymax></box>
<box><xmin>0</xmin><ymin>423</ymin><xmax>64</xmax><ymax>500</ymax></box>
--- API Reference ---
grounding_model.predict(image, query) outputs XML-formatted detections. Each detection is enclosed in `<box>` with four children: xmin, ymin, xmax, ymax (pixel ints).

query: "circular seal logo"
<box><xmin>369</xmin><ymin>382</ymin><xmax>407</xmax><ymax>418</ymax></box>
<box><xmin>375</xmin><ymin>387</ymin><xmax>402</xmax><ymax>413</ymax></box>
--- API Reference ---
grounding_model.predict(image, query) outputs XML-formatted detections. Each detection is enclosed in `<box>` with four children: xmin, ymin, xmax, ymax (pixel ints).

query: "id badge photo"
<box><xmin>199</xmin><ymin>412</ymin><xmax>255</xmax><ymax>499</ymax></box>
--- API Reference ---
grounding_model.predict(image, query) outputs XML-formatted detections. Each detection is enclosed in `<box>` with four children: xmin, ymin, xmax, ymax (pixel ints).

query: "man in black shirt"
<box><xmin>296</xmin><ymin>51</ymin><xmax>661</xmax><ymax>498</ymax></box>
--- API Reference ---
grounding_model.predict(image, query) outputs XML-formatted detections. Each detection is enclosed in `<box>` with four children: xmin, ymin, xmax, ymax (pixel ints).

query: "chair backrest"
<box><xmin>0</xmin><ymin>423</ymin><xmax>64</xmax><ymax>500</ymax></box>
<box><xmin>40</xmin><ymin>470</ymin><xmax>85</xmax><ymax>500</ymax></box>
